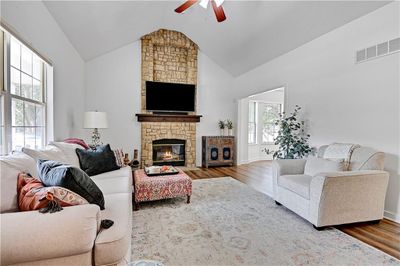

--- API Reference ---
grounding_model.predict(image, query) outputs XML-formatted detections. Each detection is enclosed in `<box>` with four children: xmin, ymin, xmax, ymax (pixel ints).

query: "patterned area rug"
<box><xmin>132</xmin><ymin>177</ymin><xmax>398</xmax><ymax>265</ymax></box>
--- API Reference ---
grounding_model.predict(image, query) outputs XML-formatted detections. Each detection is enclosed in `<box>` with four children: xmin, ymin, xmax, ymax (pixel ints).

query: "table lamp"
<box><xmin>84</xmin><ymin>111</ymin><xmax>108</xmax><ymax>148</ymax></box>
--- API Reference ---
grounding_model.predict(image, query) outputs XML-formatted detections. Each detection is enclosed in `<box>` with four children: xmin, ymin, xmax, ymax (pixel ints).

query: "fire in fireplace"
<box><xmin>152</xmin><ymin>139</ymin><xmax>185</xmax><ymax>166</ymax></box>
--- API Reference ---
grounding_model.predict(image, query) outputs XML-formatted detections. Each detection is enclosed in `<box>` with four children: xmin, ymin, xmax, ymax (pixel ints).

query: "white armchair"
<box><xmin>272</xmin><ymin>145</ymin><xmax>389</xmax><ymax>229</ymax></box>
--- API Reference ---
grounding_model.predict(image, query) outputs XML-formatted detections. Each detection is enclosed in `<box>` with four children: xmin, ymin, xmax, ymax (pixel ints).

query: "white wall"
<box><xmin>1</xmin><ymin>1</ymin><xmax>86</xmax><ymax>139</ymax></box>
<box><xmin>233</xmin><ymin>2</ymin><xmax>400</xmax><ymax>221</ymax></box>
<box><xmin>248</xmin><ymin>88</ymin><xmax>284</xmax><ymax>102</ymax></box>
<box><xmin>85</xmin><ymin>42</ymin><xmax>235</xmax><ymax>165</ymax></box>
<box><xmin>85</xmin><ymin>41</ymin><xmax>142</xmax><ymax>157</ymax></box>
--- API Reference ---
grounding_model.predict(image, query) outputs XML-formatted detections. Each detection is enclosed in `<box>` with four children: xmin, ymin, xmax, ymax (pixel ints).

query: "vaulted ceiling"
<box><xmin>43</xmin><ymin>1</ymin><xmax>389</xmax><ymax>76</ymax></box>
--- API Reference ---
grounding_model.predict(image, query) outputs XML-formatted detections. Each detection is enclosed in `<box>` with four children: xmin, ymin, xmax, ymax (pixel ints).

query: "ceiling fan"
<box><xmin>175</xmin><ymin>0</ymin><xmax>227</xmax><ymax>22</ymax></box>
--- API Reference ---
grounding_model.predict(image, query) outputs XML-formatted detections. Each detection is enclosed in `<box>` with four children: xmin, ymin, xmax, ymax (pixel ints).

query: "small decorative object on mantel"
<box><xmin>226</xmin><ymin>119</ymin><xmax>233</xmax><ymax>136</ymax></box>
<box><xmin>218</xmin><ymin>120</ymin><xmax>225</xmax><ymax>136</ymax></box>
<box><xmin>273</xmin><ymin>105</ymin><xmax>313</xmax><ymax>159</ymax></box>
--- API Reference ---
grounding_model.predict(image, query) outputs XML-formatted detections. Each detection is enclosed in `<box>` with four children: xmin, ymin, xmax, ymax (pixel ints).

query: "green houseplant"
<box><xmin>226</xmin><ymin>119</ymin><xmax>233</xmax><ymax>136</ymax></box>
<box><xmin>218</xmin><ymin>120</ymin><xmax>225</xmax><ymax>136</ymax></box>
<box><xmin>273</xmin><ymin>105</ymin><xmax>312</xmax><ymax>159</ymax></box>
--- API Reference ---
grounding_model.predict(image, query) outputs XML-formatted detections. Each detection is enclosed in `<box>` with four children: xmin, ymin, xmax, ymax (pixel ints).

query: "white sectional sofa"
<box><xmin>272</xmin><ymin>145</ymin><xmax>389</xmax><ymax>229</ymax></box>
<box><xmin>0</xmin><ymin>143</ymin><xmax>132</xmax><ymax>266</ymax></box>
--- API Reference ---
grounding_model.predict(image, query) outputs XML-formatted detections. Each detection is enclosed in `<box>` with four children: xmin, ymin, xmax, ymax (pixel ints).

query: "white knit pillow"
<box><xmin>304</xmin><ymin>157</ymin><xmax>345</xmax><ymax>176</ymax></box>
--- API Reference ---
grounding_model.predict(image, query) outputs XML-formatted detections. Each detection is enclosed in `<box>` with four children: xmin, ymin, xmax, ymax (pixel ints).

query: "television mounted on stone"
<box><xmin>145</xmin><ymin>81</ymin><xmax>196</xmax><ymax>113</ymax></box>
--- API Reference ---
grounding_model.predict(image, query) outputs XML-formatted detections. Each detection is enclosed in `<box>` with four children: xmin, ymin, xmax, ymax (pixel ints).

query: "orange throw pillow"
<box><xmin>17</xmin><ymin>173</ymin><xmax>88</xmax><ymax>212</ymax></box>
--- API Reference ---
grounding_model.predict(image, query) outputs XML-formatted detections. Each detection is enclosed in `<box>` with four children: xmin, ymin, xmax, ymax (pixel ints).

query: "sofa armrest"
<box><xmin>309</xmin><ymin>170</ymin><xmax>389</xmax><ymax>227</ymax></box>
<box><xmin>91</xmin><ymin>166</ymin><xmax>132</xmax><ymax>195</ymax></box>
<box><xmin>272</xmin><ymin>159</ymin><xmax>307</xmax><ymax>176</ymax></box>
<box><xmin>1</xmin><ymin>204</ymin><xmax>100</xmax><ymax>265</ymax></box>
<box><xmin>272</xmin><ymin>159</ymin><xmax>307</xmax><ymax>199</ymax></box>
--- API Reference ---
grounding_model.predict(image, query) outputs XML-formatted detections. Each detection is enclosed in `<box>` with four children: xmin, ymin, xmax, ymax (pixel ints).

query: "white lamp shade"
<box><xmin>84</xmin><ymin>111</ymin><xmax>108</xmax><ymax>129</ymax></box>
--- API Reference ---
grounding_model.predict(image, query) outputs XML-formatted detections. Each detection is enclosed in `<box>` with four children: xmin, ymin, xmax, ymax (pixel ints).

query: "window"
<box><xmin>248</xmin><ymin>101</ymin><xmax>257</xmax><ymax>144</ymax></box>
<box><xmin>260</xmin><ymin>103</ymin><xmax>282</xmax><ymax>144</ymax></box>
<box><xmin>1</xmin><ymin>29</ymin><xmax>50</xmax><ymax>155</ymax></box>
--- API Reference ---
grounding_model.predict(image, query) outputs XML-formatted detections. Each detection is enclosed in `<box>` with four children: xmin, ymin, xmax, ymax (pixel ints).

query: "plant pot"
<box><xmin>220</xmin><ymin>129</ymin><xmax>225</xmax><ymax>136</ymax></box>
<box><xmin>228</xmin><ymin>129</ymin><xmax>233</xmax><ymax>136</ymax></box>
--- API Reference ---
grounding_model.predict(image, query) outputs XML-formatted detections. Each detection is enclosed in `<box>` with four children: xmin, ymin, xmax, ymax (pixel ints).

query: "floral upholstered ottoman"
<box><xmin>134</xmin><ymin>169</ymin><xmax>192</xmax><ymax>210</ymax></box>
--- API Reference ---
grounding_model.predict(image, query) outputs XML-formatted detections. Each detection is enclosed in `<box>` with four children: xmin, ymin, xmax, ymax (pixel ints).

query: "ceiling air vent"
<box><xmin>356</xmin><ymin>37</ymin><xmax>400</xmax><ymax>63</ymax></box>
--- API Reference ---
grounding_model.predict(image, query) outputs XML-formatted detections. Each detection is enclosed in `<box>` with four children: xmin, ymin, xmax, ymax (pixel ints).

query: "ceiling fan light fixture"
<box><xmin>214</xmin><ymin>0</ymin><xmax>225</xmax><ymax>7</ymax></box>
<box><xmin>199</xmin><ymin>0</ymin><xmax>209</xmax><ymax>9</ymax></box>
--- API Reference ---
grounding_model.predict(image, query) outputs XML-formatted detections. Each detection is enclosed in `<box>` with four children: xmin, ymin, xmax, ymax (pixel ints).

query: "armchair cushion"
<box><xmin>278</xmin><ymin>174</ymin><xmax>313</xmax><ymax>199</ymax></box>
<box><xmin>304</xmin><ymin>157</ymin><xmax>345</xmax><ymax>176</ymax></box>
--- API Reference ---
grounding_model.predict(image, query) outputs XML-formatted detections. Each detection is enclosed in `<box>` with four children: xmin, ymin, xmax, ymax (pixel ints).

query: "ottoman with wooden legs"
<box><xmin>133</xmin><ymin>169</ymin><xmax>192</xmax><ymax>210</ymax></box>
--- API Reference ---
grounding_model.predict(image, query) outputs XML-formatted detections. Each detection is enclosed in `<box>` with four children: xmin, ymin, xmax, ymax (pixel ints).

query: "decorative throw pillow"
<box><xmin>17</xmin><ymin>172</ymin><xmax>88</xmax><ymax>212</ymax></box>
<box><xmin>304</xmin><ymin>157</ymin><xmax>345</xmax><ymax>176</ymax></box>
<box><xmin>76</xmin><ymin>144</ymin><xmax>120</xmax><ymax>176</ymax></box>
<box><xmin>22</xmin><ymin>145</ymin><xmax>69</xmax><ymax>165</ymax></box>
<box><xmin>49</xmin><ymin>141</ymin><xmax>84</xmax><ymax>168</ymax></box>
<box><xmin>63</xmin><ymin>138</ymin><xmax>90</xmax><ymax>150</ymax></box>
<box><xmin>37</xmin><ymin>160</ymin><xmax>105</xmax><ymax>210</ymax></box>
<box><xmin>113</xmin><ymin>148</ymin><xmax>125</xmax><ymax>167</ymax></box>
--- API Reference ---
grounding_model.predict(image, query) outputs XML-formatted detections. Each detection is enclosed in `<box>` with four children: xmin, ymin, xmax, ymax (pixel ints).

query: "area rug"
<box><xmin>131</xmin><ymin>177</ymin><xmax>398</xmax><ymax>265</ymax></box>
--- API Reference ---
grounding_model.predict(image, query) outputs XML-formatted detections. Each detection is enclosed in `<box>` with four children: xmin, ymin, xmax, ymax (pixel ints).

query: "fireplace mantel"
<box><xmin>136</xmin><ymin>113</ymin><xmax>202</xmax><ymax>123</ymax></box>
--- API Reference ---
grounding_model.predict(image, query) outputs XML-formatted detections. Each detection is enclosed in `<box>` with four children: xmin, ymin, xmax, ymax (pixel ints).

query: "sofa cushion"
<box><xmin>91</xmin><ymin>167</ymin><xmax>133</xmax><ymax>195</ymax></box>
<box><xmin>0</xmin><ymin>152</ymin><xmax>38</xmax><ymax>213</ymax></box>
<box><xmin>1</xmin><ymin>204</ymin><xmax>99</xmax><ymax>265</ymax></box>
<box><xmin>22</xmin><ymin>145</ymin><xmax>68</xmax><ymax>165</ymax></box>
<box><xmin>38</xmin><ymin>160</ymin><xmax>105</xmax><ymax>210</ymax></box>
<box><xmin>49</xmin><ymin>141</ymin><xmax>84</xmax><ymax>168</ymax></box>
<box><xmin>349</xmin><ymin>147</ymin><xmax>385</xmax><ymax>171</ymax></box>
<box><xmin>95</xmin><ymin>193</ymin><xmax>132</xmax><ymax>265</ymax></box>
<box><xmin>76</xmin><ymin>144</ymin><xmax>120</xmax><ymax>176</ymax></box>
<box><xmin>304</xmin><ymin>157</ymin><xmax>345</xmax><ymax>176</ymax></box>
<box><xmin>279</xmin><ymin>174</ymin><xmax>313</xmax><ymax>199</ymax></box>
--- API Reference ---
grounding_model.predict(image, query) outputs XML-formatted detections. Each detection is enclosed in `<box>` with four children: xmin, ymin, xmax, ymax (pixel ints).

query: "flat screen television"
<box><xmin>146</xmin><ymin>81</ymin><xmax>196</xmax><ymax>113</ymax></box>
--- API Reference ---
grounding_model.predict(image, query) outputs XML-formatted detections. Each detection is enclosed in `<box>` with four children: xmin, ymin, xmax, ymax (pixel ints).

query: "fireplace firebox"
<box><xmin>152</xmin><ymin>139</ymin><xmax>185</xmax><ymax>166</ymax></box>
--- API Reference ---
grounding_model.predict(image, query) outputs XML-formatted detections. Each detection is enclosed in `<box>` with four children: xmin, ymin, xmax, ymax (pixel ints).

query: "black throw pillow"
<box><xmin>37</xmin><ymin>159</ymin><xmax>105</xmax><ymax>210</ymax></box>
<box><xmin>75</xmin><ymin>144</ymin><xmax>120</xmax><ymax>176</ymax></box>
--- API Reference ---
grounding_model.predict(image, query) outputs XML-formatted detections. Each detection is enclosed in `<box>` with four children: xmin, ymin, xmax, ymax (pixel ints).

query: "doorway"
<box><xmin>237</xmin><ymin>87</ymin><xmax>285</xmax><ymax>164</ymax></box>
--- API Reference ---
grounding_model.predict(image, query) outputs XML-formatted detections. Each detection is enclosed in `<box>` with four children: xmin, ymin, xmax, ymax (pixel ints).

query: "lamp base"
<box><xmin>91</xmin><ymin>128</ymin><xmax>102</xmax><ymax>148</ymax></box>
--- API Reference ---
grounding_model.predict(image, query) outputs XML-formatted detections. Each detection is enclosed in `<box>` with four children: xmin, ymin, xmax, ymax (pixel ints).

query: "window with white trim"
<box><xmin>248</xmin><ymin>101</ymin><xmax>257</xmax><ymax>144</ymax></box>
<box><xmin>260</xmin><ymin>102</ymin><xmax>282</xmax><ymax>144</ymax></box>
<box><xmin>1</xmin><ymin>28</ymin><xmax>50</xmax><ymax>155</ymax></box>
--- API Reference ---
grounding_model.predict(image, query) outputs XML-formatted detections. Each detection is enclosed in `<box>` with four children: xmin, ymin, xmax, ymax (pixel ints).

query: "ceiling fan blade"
<box><xmin>211</xmin><ymin>0</ymin><xmax>226</xmax><ymax>22</ymax></box>
<box><xmin>175</xmin><ymin>0</ymin><xmax>198</xmax><ymax>13</ymax></box>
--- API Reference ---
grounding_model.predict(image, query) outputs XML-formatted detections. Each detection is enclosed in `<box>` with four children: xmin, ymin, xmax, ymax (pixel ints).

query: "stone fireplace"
<box><xmin>152</xmin><ymin>139</ymin><xmax>185</xmax><ymax>166</ymax></box>
<box><xmin>139</xmin><ymin>28</ymin><xmax>199</xmax><ymax>167</ymax></box>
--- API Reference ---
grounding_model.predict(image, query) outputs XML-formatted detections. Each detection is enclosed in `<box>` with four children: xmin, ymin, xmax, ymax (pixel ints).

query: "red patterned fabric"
<box><xmin>64</xmin><ymin>138</ymin><xmax>89</xmax><ymax>149</ymax></box>
<box><xmin>134</xmin><ymin>169</ymin><xmax>192</xmax><ymax>203</ymax></box>
<box><xmin>17</xmin><ymin>173</ymin><xmax>88</xmax><ymax>212</ymax></box>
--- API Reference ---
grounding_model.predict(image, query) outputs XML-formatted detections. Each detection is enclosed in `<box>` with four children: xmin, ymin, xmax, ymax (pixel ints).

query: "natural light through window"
<box><xmin>0</xmin><ymin>28</ymin><xmax>50</xmax><ymax>155</ymax></box>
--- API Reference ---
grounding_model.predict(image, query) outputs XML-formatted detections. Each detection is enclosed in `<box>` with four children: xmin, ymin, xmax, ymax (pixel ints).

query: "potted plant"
<box><xmin>226</xmin><ymin>119</ymin><xmax>234</xmax><ymax>136</ymax></box>
<box><xmin>218</xmin><ymin>120</ymin><xmax>225</xmax><ymax>136</ymax></box>
<box><xmin>273</xmin><ymin>105</ymin><xmax>312</xmax><ymax>159</ymax></box>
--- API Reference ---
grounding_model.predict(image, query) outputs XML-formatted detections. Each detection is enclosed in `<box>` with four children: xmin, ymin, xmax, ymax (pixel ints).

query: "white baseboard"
<box><xmin>384</xmin><ymin>210</ymin><xmax>400</xmax><ymax>223</ymax></box>
<box><xmin>237</xmin><ymin>159</ymin><xmax>249</xmax><ymax>165</ymax></box>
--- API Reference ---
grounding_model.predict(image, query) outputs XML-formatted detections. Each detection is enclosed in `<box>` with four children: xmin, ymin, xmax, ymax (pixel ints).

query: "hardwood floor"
<box><xmin>184</xmin><ymin>161</ymin><xmax>400</xmax><ymax>259</ymax></box>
